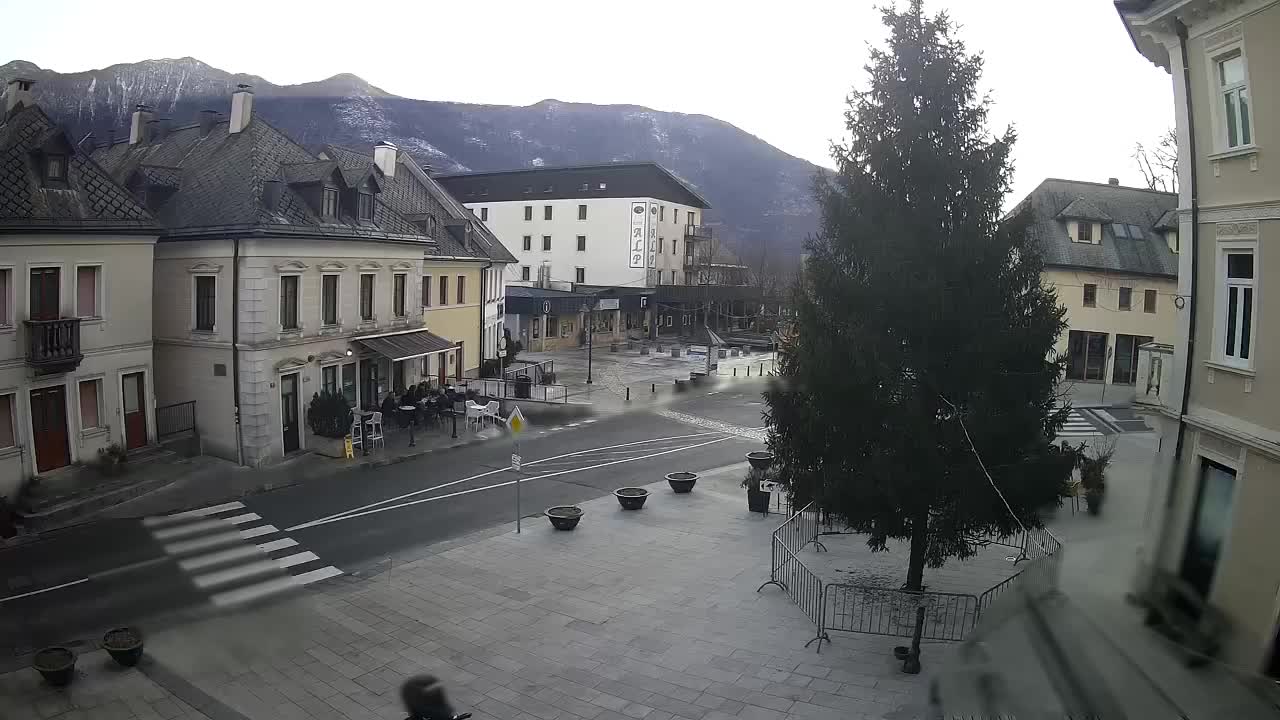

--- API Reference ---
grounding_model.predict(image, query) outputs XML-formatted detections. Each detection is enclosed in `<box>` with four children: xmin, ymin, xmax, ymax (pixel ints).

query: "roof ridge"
<box><xmin>1043</xmin><ymin>177</ymin><xmax>1175</xmax><ymax>197</ymax></box>
<box><xmin>435</xmin><ymin>160</ymin><xmax>662</xmax><ymax>178</ymax></box>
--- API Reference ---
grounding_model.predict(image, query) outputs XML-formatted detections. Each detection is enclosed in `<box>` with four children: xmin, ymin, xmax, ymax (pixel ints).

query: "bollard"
<box><xmin>626</xmin><ymin>387</ymin><xmax>630</xmax><ymax>401</ymax></box>
<box><xmin>733</xmin><ymin>367</ymin><xmax>737</xmax><ymax>377</ymax></box>
<box><xmin>760</xmin><ymin>362</ymin><xmax>764</xmax><ymax>375</ymax></box>
<box><xmin>747</xmin><ymin>365</ymin><xmax>751</xmax><ymax>377</ymax></box>
<box><xmin>651</xmin><ymin>383</ymin><xmax>655</xmax><ymax>393</ymax></box>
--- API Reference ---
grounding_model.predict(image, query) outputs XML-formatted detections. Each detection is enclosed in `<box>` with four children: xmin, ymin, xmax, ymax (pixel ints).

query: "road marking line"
<box><xmin>288</xmin><ymin>435</ymin><xmax>734</xmax><ymax>532</ymax></box>
<box><xmin>193</xmin><ymin>560</ymin><xmax>280</xmax><ymax>589</ymax></box>
<box><xmin>286</xmin><ymin>431</ymin><xmax>723</xmax><ymax>531</ymax></box>
<box><xmin>179</xmin><ymin>545</ymin><xmax>263</xmax><ymax>572</ymax></box>
<box><xmin>152</xmin><ymin>518</ymin><xmax>229</xmax><ymax>541</ymax></box>
<box><xmin>274</xmin><ymin>551</ymin><xmax>319</xmax><ymax>569</ymax></box>
<box><xmin>0</xmin><ymin>577</ymin><xmax>89</xmax><ymax>604</ymax></box>
<box><xmin>209</xmin><ymin>576</ymin><xmax>296</xmax><ymax>607</ymax></box>
<box><xmin>293</xmin><ymin>566</ymin><xmax>343</xmax><ymax>585</ymax></box>
<box><xmin>257</xmin><ymin>538</ymin><xmax>299</xmax><ymax>553</ymax></box>
<box><xmin>163</xmin><ymin>530</ymin><xmax>244</xmax><ymax>555</ymax></box>
<box><xmin>142</xmin><ymin>501</ymin><xmax>245</xmax><ymax>527</ymax></box>
<box><xmin>223</xmin><ymin>513</ymin><xmax>262</xmax><ymax>526</ymax></box>
<box><xmin>239</xmin><ymin>524</ymin><xmax>279</xmax><ymax>540</ymax></box>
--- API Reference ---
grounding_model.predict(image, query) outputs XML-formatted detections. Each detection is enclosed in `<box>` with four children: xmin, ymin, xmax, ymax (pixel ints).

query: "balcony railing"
<box><xmin>1134</xmin><ymin>341</ymin><xmax>1175</xmax><ymax>412</ymax></box>
<box><xmin>684</xmin><ymin>224</ymin><xmax>713</xmax><ymax>241</ymax></box>
<box><xmin>25</xmin><ymin>318</ymin><xmax>83</xmax><ymax>373</ymax></box>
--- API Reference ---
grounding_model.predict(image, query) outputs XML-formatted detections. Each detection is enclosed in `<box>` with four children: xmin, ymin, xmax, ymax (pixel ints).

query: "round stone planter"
<box><xmin>33</xmin><ymin>647</ymin><xmax>76</xmax><ymax>687</ymax></box>
<box><xmin>640</xmin><ymin>346</ymin><xmax>650</xmax><ymax>356</ymax></box>
<box><xmin>546</xmin><ymin>506</ymin><xmax>583</xmax><ymax>530</ymax></box>
<box><xmin>614</xmin><ymin>487</ymin><xmax>650</xmax><ymax>510</ymax></box>
<box><xmin>666</xmin><ymin>472</ymin><xmax>698</xmax><ymax>493</ymax></box>
<box><xmin>103</xmin><ymin>627</ymin><xmax>144</xmax><ymax>667</ymax></box>
<box><xmin>746</xmin><ymin>451</ymin><xmax>775</xmax><ymax>470</ymax></box>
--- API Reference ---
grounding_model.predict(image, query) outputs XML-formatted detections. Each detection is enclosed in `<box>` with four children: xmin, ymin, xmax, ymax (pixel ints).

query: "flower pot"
<box><xmin>546</xmin><ymin>506</ymin><xmax>582</xmax><ymax>530</ymax></box>
<box><xmin>33</xmin><ymin>647</ymin><xmax>76</xmax><ymax>687</ymax></box>
<box><xmin>666</xmin><ymin>472</ymin><xmax>698</xmax><ymax>494</ymax></box>
<box><xmin>614</xmin><ymin>488</ymin><xmax>649</xmax><ymax>510</ymax></box>
<box><xmin>745</xmin><ymin>451</ymin><xmax>775</xmax><ymax>471</ymax></box>
<box><xmin>103</xmin><ymin>627</ymin><xmax>144</xmax><ymax>667</ymax></box>
<box><xmin>747</xmin><ymin>487</ymin><xmax>770</xmax><ymax>513</ymax></box>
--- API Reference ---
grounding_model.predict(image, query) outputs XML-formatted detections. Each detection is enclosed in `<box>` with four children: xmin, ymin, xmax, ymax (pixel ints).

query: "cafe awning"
<box><xmin>353</xmin><ymin>329</ymin><xmax>457</xmax><ymax>362</ymax></box>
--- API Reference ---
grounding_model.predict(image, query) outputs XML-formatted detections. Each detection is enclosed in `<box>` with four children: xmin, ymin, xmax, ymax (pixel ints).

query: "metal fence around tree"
<box><xmin>757</xmin><ymin>502</ymin><xmax>830</xmax><ymax>649</ymax></box>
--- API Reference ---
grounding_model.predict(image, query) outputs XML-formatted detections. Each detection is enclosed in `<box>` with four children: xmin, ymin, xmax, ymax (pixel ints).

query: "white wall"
<box><xmin>468</xmin><ymin>197</ymin><xmax>703</xmax><ymax>289</ymax></box>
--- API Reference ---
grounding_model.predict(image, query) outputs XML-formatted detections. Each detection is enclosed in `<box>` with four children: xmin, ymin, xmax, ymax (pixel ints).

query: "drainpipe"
<box><xmin>1171</xmin><ymin>20</ymin><xmax>1200</xmax><ymax>475</ymax></box>
<box><xmin>232</xmin><ymin>236</ymin><xmax>244</xmax><ymax>466</ymax></box>
<box><xmin>479</xmin><ymin>260</ymin><xmax>492</xmax><ymax>373</ymax></box>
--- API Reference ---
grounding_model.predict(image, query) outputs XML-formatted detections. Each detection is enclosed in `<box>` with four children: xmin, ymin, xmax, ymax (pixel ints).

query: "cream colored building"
<box><xmin>0</xmin><ymin>81</ymin><xmax>159</xmax><ymax>496</ymax></box>
<box><xmin>1120</xmin><ymin>0</ymin><xmax>1280</xmax><ymax>678</ymax></box>
<box><xmin>92</xmin><ymin>88</ymin><xmax>512</xmax><ymax>466</ymax></box>
<box><xmin>1011</xmin><ymin>178</ymin><xmax>1179</xmax><ymax>387</ymax></box>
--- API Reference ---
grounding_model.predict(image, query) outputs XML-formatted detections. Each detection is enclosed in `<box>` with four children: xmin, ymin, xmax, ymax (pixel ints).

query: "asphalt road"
<box><xmin>0</xmin><ymin>377</ymin><xmax>770</xmax><ymax>658</ymax></box>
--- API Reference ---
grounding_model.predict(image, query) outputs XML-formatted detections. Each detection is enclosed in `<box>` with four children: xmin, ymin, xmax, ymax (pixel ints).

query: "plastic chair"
<box><xmin>483</xmin><ymin>401</ymin><xmax>500</xmax><ymax>428</ymax></box>
<box><xmin>465</xmin><ymin>402</ymin><xmax>484</xmax><ymax>433</ymax></box>
<box><xmin>365</xmin><ymin>411</ymin><xmax>385</xmax><ymax>449</ymax></box>
<box><xmin>348</xmin><ymin>419</ymin><xmax>363</xmax><ymax>451</ymax></box>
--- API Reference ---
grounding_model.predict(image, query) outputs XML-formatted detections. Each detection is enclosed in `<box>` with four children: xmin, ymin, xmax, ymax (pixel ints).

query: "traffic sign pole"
<box><xmin>508</xmin><ymin>406</ymin><xmax>527</xmax><ymax>533</ymax></box>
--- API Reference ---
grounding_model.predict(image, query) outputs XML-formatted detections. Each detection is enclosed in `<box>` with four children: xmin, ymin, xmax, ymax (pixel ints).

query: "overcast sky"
<box><xmin>5</xmin><ymin>0</ymin><xmax>1174</xmax><ymax>205</ymax></box>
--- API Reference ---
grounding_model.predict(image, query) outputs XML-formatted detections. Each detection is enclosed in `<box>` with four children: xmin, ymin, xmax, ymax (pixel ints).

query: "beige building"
<box><xmin>0</xmin><ymin>80</ymin><xmax>159</xmax><ymax>497</ymax></box>
<box><xmin>1011</xmin><ymin>178</ymin><xmax>1178</xmax><ymax>386</ymax></box>
<box><xmin>92</xmin><ymin>88</ymin><xmax>513</xmax><ymax>466</ymax></box>
<box><xmin>1120</xmin><ymin>0</ymin><xmax>1280</xmax><ymax>678</ymax></box>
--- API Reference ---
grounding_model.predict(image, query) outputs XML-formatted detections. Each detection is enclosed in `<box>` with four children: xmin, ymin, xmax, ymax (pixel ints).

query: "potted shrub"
<box><xmin>666</xmin><ymin>471</ymin><xmax>698</xmax><ymax>493</ymax></box>
<box><xmin>33</xmin><ymin>647</ymin><xmax>76</xmax><ymax>686</ymax></box>
<box><xmin>307</xmin><ymin>391</ymin><xmax>353</xmax><ymax>438</ymax></box>
<box><xmin>744</xmin><ymin>451</ymin><xmax>775</xmax><ymax>514</ymax></box>
<box><xmin>614</xmin><ymin>487</ymin><xmax>650</xmax><ymax>510</ymax></box>
<box><xmin>103</xmin><ymin>627</ymin><xmax>144</xmax><ymax>667</ymax></box>
<box><xmin>96</xmin><ymin>443</ymin><xmax>128</xmax><ymax>477</ymax></box>
<box><xmin>1079</xmin><ymin>438</ymin><xmax>1115</xmax><ymax>516</ymax></box>
<box><xmin>546</xmin><ymin>505</ymin><xmax>583</xmax><ymax>530</ymax></box>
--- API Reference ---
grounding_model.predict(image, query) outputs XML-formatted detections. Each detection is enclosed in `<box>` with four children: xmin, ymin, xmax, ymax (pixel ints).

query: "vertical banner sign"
<box><xmin>629</xmin><ymin>202</ymin><xmax>647</xmax><ymax>269</ymax></box>
<box><xmin>647</xmin><ymin>203</ymin><xmax>659</xmax><ymax>268</ymax></box>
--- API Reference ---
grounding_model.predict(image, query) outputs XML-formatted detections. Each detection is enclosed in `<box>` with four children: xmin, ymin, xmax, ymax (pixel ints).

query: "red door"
<box><xmin>122</xmin><ymin>372</ymin><xmax>147</xmax><ymax>450</ymax></box>
<box><xmin>30</xmin><ymin>386</ymin><xmax>70</xmax><ymax>473</ymax></box>
<box><xmin>29</xmin><ymin>268</ymin><xmax>60</xmax><ymax>320</ymax></box>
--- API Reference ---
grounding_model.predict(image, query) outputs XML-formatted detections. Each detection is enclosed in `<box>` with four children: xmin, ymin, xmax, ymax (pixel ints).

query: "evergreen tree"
<box><xmin>765</xmin><ymin>0</ymin><xmax>1074</xmax><ymax>594</ymax></box>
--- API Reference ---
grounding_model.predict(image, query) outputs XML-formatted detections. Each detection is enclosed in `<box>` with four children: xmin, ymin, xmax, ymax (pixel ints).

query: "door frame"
<box><xmin>279</xmin><ymin>370</ymin><xmax>303</xmax><ymax>455</ymax></box>
<box><xmin>25</xmin><ymin>379</ymin><xmax>72</xmax><ymax>474</ymax></box>
<box><xmin>25</xmin><ymin>262</ymin><xmax>65</xmax><ymax>320</ymax></box>
<box><xmin>116</xmin><ymin>365</ymin><xmax>155</xmax><ymax>450</ymax></box>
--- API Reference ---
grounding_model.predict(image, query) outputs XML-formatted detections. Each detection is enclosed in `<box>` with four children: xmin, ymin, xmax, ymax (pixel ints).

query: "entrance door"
<box><xmin>121</xmin><ymin>371</ymin><xmax>147</xmax><ymax>450</ymax></box>
<box><xmin>361</xmin><ymin>360</ymin><xmax>380</xmax><ymax>409</ymax></box>
<box><xmin>29</xmin><ymin>268</ymin><xmax>60</xmax><ymax>320</ymax></box>
<box><xmin>1112</xmin><ymin>334</ymin><xmax>1154</xmax><ymax>385</ymax></box>
<box><xmin>1180</xmin><ymin>459</ymin><xmax>1237</xmax><ymax>607</ymax></box>
<box><xmin>30</xmin><ymin>385</ymin><xmax>70</xmax><ymax>473</ymax></box>
<box><xmin>1066</xmin><ymin>330</ymin><xmax>1109</xmax><ymax>382</ymax></box>
<box><xmin>280</xmin><ymin>373</ymin><xmax>300</xmax><ymax>454</ymax></box>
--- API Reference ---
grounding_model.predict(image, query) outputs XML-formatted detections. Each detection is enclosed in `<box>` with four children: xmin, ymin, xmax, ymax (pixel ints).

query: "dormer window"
<box><xmin>523</xmin><ymin>186</ymin><xmax>533</xmax><ymax>194</ymax></box>
<box><xmin>543</xmin><ymin>185</ymin><xmax>554</xmax><ymax>193</ymax></box>
<box><xmin>1077</xmin><ymin>222</ymin><xmax>1092</xmax><ymax>243</ymax></box>
<box><xmin>322</xmin><ymin>187</ymin><xmax>340</xmax><ymax>218</ymax></box>
<box><xmin>357</xmin><ymin>192</ymin><xmax>374</xmax><ymax>221</ymax></box>
<box><xmin>44</xmin><ymin>154</ymin><xmax>67</xmax><ymax>184</ymax></box>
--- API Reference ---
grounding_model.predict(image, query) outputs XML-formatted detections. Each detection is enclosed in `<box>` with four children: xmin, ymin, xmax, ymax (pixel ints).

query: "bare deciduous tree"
<box><xmin>1134</xmin><ymin>128</ymin><xmax>1178</xmax><ymax>193</ymax></box>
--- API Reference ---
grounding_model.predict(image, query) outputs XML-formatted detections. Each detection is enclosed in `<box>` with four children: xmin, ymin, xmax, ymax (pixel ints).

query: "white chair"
<box><xmin>465</xmin><ymin>402</ymin><xmax>485</xmax><ymax>433</ymax></box>
<box><xmin>364</xmin><ymin>411</ymin><xmax>385</xmax><ymax>449</ymax></box>
<box><xmin>483</xmin><ymin>401</ymin><xmax>500</xmax><ymax>428</ymax></box>
<box><xmin>348</xmin><ymin>419</ymin><xmax>363</xmax><ymax>451</ymax></box>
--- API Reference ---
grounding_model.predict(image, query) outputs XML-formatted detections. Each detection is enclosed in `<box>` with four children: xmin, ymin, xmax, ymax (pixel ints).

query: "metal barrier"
<box><xmin>757</xmin><ymin>502</ymin><xmax>829</xmax><ymax>648</ymax></box>
<box><xmin>822</xmin><ymin>585</ymin><xmax>980</xmax><ymax>642</ymax></box>
<box><xmin>458</xmin><ymin>378</ymin><xmax>568</xmax><ymax>403</ymax></box>
<box><xmin>156</xmin><ymin>401</ymin><xmax>196</xmax><ymax>438</ymax></box>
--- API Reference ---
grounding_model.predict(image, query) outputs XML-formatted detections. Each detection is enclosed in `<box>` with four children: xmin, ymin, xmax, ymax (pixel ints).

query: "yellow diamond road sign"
<box><xmin>507</xmin><ymin>406</ymin><xmax>527</xmax><ymax>435</ymax></box>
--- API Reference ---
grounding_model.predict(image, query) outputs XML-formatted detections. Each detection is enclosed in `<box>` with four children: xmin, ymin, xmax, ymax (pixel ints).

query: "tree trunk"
<box><xmin>904</xmin><ymin>507</ymin><xmax>929</xmax><ymax>591</ymax></box>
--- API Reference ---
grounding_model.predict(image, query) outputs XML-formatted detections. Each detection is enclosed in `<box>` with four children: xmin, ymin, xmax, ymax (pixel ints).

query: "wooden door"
<box><xmin>122</xmin><ymin>371</ymin><xmax>147</xmax><ymax>450</ymax></box>
<box><xmin>437</xmin><ymin>353</ymin><xmax>446</xmax><ymax>387</ymax></box>
<box><xmin>30</xmin><ymin>386</ymin><xmax>70</xmax><ymax>472</ymax></box>
<box><xmin>29</xmin><ymin>268</ymin><xmax>60</xmax><ymax>320</ymax></box>
<box><xmin>455</xmin><ymin>342</ymin><xmax>464</xmax><ymax>381</ymax></box>
<box><xmin>280</xmin><ymin>373</ymin><xmax>300</xmax><ymax>453</ymax></box>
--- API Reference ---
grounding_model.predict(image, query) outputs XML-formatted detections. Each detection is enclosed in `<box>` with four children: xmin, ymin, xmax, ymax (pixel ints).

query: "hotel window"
<box><xmin>322</xmin><ymin>365</ymin><xmax>338</xmax><ymax>395</ymax></box>
<box><xmin>480</xmin><ymin>207</ymin><xmax>489</xmax><ymax>221</ymax></box>
<box><xmin>360</xmin><ymin>273</ymin><xmax>375</xmax><ymax>321</ymax></box>
<box><xmin>521</xmin><ymin>266</ymin><xmax>531</xmax><ymax>281</ymax></box>
<box><xmin>195</xmin><ymin>275</ymin><xmax>217</xmax><ymax>331</ymax></box>
<box><xmin>341</xmin><ymin>363</ymin><xmax>356</xmax><ymax>405</ymax></box>
<box><xmin>578</xmin><ymin>204</ymin><xmax>587</xmax><ymax>220</ymax></box>
<box><xmin>1083</xmin><ymin>284</ymin><xmax>1097</xmax><ymax>308</ymax></box>
<box><xmin>658</xmin><ymin>237</ymin><xmax>664</xmax><ymax>253</ymax></box>
<box><xmin>542</xmin><ymin>235</ymin><xmax>552</xmax><ymax>251</ymax></box>
<box><xmin>0</xmin><ymin>268</ymin><xmax>10</xmax><ymax>327</ymax></box>
<box><xmin>79</xmin><ymin>379</ymin><xmax>103</xmax><ymax>430</ymax></box>
<box><xmin>524</xmin><ymin>205</ymin><xmax>532</xmax><ymax>221</ymax></box>
<box><xmin>0</xmin><ymin>393</ymin><xmax>14</xmax><ymax>449</ymax></box>
<box><xmin>575</xmin><ymin>267</ymin><xmax>585</xmax><ymax>284</ymax></box>
<box><xmin>577</xmin><ymin>235</ymin><xmax>587</xmax><ymax>251</ymax></box>
<box><xmin>421</xmin><ymin>275</ymin><xmax>432</xmax><ymax>308</ymax></box>
<box><xmin>660</xmin><ymin>206</ymin><xmax>665</xmax><ymax>221</ymax></box>
<box><xmin>1219</xmin><ymin>249</ymin><xmax>1254</xmax><ymax>366</ymax></box>
<box><xmin>393</xmin><ymin>273</ymin><xmax>407</xmax><ymax>317</ymax></box>
<box><xmin>322</xmin><ymin>188</ymin><xmax>340</xmax><ymax>218</ymax></box>
<box><xmin>1118</xmin><ymin>287</ymin><xmax>1132</xmax><ymax>311</ymax></box>
<box><xmin>439</xmin><ymin>275</ymin><xmax>449</xmax><ymax>306</ymax></box>
<box><xmin>357</xmin><ymin>192</ymin><xmax>374</xmax><ymax>221</ymax></box>
<box><xmin>279</xmin><ymin>275</ymin><xmax>299</xmax><ymax>330</ymax></box>
<box><xmin>77</xmin><ymin>265</ymin><xmax>100</xmax><ymax>318</ymax></box>
<box><xmin>544</xmin><ymin>205</ymin><xmax>553</xmax><ymax>220</ymax></box>
<box><xmin>523</xmin><ymin>235</ymin><xmax>532</xmax><ymax>251</ymax></box>
<box><xmin>1217</xmin><ymin>52</ymin><xmax>1252</xmax><ymax>149</ymax></box>
<box><xmin>1144</xmin><ymin>289</ymin><xmax>1158</xmax><ymax>314</ymax></box>
<box><xmin>457</xmin><ymin>275</ymin><xmax>466</xmax><ymax>304</ymax></box>
<box><xmin>1077</xmin><ymin>222</ymin><xmax>1092</xmax><ymax>244</ymax></box>
<box><xmin>321</xmin><ymin>274</ymin><xmax>339</xmax><ymax>326</ymax></box>
<box><xmin>44</xmin><ymin>154</ymin><xmax>66</xmax><ymax>184</ymax></box>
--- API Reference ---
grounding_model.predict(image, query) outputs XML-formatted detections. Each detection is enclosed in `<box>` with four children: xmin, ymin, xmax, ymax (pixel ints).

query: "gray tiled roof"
<box><xmin>0</xmin><ymin>104</ymin><xmax>155</xmax><ymax>232</ymax></box>
<box><xmin>92</xmin><ymin>117</ymin><xmax>423</xmax><ymax>241</ymax></box>
<box><xmin>1012</xmin><ymin>178</ymin><xmax>1178</xmax><ymax>279</ymax></box>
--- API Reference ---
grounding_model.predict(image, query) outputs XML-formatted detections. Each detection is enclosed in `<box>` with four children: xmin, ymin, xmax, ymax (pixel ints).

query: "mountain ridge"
<box><xmin>1</xmin><ymin>57</ymin><xmax>819</xmax><ymax>260</ymax></box>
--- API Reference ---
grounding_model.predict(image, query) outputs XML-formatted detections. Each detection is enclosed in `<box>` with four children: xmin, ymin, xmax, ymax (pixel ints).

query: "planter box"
<box><xmin>666</xmin><ymin>472</ymin><xmax>698</xmax><ymax>493</ymax></box>
<box><xmin>33</xmin><ymin>647</ymin><xmax>76</xmax><ymax>686</ymax></box>
<box><xmin>546</xmin><ymin>506</ymin><xmax>583</xmax><ymax>530</ymax></box>
<box><xmin>746</xmin><ymin>451</ymin><xmax>775</xmax><ymax>470</ymax></box>
<box><xmin>614</xmin><ymin>487</ymin><xmax>650</xmax><ymax>510</ymax></box>
<box><xmin>103</xmin><ymin>627</ymin><xmax>144</xmax><ymax>667</ymax></box>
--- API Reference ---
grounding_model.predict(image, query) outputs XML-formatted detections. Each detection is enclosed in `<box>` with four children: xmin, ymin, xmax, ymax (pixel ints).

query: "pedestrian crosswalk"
<box><xmin>142</xmin><ymin>501</ymin><xmax>341</xmax><ymax>608</ymax></box>
<box><xmin>1055</xmin><ymin>408</ymin><xmax>1104</xmax><ymax>440</ymax></box>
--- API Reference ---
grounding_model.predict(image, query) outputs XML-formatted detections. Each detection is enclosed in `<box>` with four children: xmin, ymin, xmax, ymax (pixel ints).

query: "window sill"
<box><xmin>1208</xmin><ymin>144</ymin><xmax>1259</xmax><ymax>161</ymax></box>
<box><xmin>190</xmin><ymin>329</ymin><xmax>216</xmax><ymax>337</ymax></box>
<box><xmin>279</xmin><ymin>328</ymin><xmax>303</xmax><ymax>339</ymax></box>
<box><xmin>0</xmin><ymin>324</ymin><xmax>14</xmax><ymax>335</ymax></box>
<box><xmin>81</xmin><ymin>427</ymin><xmax>108</xmax><ymax>440</ymax></box>
<box><xmin>0</xmin><ymin>445</ymin><xmax>20</xmax><ymax>460</ymax></box>
<box><xmin>318</xmin><ymin>325</ymin><xmax>343</xmax><ymax>335</ymax></box>
<box><xmin>1206</xmin><ymin>360</ymin><xmax>1255</xmax><ymax>378</ymax></box>
<box><xmin>80</xmin><ymin>317</ymin><xmax>104</xmax><ymax>327</ymax></box>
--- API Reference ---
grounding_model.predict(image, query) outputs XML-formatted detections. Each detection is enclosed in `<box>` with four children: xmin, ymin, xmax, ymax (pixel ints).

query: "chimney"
<box><xmin>229</xmin><ymin>84</ymin><xmax>254</xmax><ymax>134</ymax></box>
<box><xmin>261</xmin><ymin>180</ymin><xmax>284</xmax><ymax>211</ymax></box>
<box><xmin>129</xmin><ymin>104</ymin><xmax>154</xmax><ymax>145</ymax></box>
<box><xmin>199</xmin><ymin>109</ymin><xmax>220</xmax><ymax>136</ymax></box>
<box><xmin>148</xmin><ymin>118</ymin><xmax>171</xmax><ymax>143</ymax></box>
<box><xmin>421</xmin><ymin>163</ymin><xmax>433</xmax><ymax>176</ymax></box>
<box><xmin>374</xmin><ymin>141</ymin><xmax>398</xmax><ymax>178</ymax></box>
<box><xmin>1108</xmin><ymin>177</ymin><xmax>1120</xmax><ymax>186</ymax></box>
<box><xmin>5</xmin><ymin>78</ymin><xmax>35</xmax><ymax>115</ymax></box>
<box><xmin>106</xmin><ymin>129</ymin><xmax>116</xmax><ymax>146</ymax></box>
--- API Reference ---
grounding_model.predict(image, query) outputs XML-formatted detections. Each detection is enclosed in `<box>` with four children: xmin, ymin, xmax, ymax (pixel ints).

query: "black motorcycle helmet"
<box><xmin>401</xmin><ymin>675</ymin><xmax>456</xmax><ymax>720</ymax></box>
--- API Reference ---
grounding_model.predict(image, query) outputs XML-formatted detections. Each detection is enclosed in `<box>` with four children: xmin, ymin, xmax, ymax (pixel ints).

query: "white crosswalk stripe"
<box><xmin>143</xmin><ymin>503</ymin><xmax>342</xmax><ymax>609</ymax></box>
<box><xmin>1055</xmin><ymin>408</ymin><xmax>1104</xmax><ymax>440</ymax></box>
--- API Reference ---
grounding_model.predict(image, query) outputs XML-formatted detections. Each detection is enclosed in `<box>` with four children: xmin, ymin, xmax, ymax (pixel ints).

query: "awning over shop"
<box><xmin>354</xmin><ymin>329</ymin><xmax>457</xmax><ymax>362</ymax></box>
